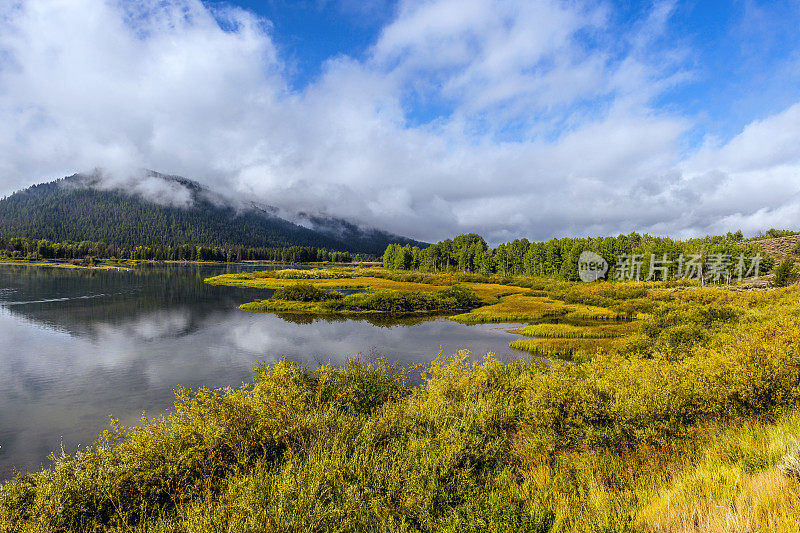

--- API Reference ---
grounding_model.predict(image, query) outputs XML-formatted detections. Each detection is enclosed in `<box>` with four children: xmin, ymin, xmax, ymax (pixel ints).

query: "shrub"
<box><xmin>772</xmin><ymin>257</ymin><xmax>798</xmax><ymax>287</ymax></box>
<box><xmin>625</xmin><ymin>302</ymin><xmax>742</xmax><ymax>358</ymax></box>
<box><xmin>436</xmin><ymin>285</ymin><xmax>482</xmax><ymax>308</ymax></box>
<box><xmin>272</xmin><ymin>283</ymin><xmax>343</xmax><ymax>302</ymax></box>
<box><xmin>340</xmin><ymin>285</ymin><xmax>480</xmax><ymax>315</ymax></box>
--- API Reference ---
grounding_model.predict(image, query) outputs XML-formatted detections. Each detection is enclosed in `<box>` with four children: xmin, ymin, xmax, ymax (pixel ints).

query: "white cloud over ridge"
<box><xmin>0</xmin><ymin>0</ymin><xmax>799</xmax><ymax>244</ymax></box>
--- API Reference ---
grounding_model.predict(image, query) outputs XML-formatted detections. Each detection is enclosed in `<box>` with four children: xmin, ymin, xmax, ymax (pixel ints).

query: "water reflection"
<box><xmin>0</xmin><ymin>264</ymin><xmax>525</xmax><ymax>477</ymax></box>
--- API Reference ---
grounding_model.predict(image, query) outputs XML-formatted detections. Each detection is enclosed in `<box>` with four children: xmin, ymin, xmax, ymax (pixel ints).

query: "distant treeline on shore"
<box><xmin>0</xmin><ymin>237</ymin><xmax>373</xmax><ymax>264</ymax></box>
<box><xmin>383</xmin><ymin>231</ymin><xmax>778</xmax><ymax>281</ymax></box>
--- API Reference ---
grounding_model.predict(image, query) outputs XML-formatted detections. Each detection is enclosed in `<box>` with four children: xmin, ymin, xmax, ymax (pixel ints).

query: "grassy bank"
<box><xmin>0</xmin><ymin>259</ymin><xmax>132</xmax><ymax>271</ymax></box>
<box><xmin>0</xmin><ymin>259</ymin><xmax>373</xmax><ymax>272</ymax></box>
<box><xmin>3</xmin><ymin>289</ymin><xmax>800</xmax><ymax>531</ymax></box>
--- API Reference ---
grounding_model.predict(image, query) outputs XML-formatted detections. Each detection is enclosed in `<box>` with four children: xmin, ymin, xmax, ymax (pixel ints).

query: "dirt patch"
<box><xmin>751</xmin><ymin>235</ymin><xmax>800</xmax><ymax>262</ymax></box>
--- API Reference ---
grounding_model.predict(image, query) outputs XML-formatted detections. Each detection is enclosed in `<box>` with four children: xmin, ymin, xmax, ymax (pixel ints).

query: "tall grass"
<box><xmin>638</xmin><ymin>412</ymin><xmax>800</xmax><ymax>532</ymax></box>
<box><xmin>511</xmin><ymin>322</ymin><xmax>635</xmax><ymax>339</ymax></box>
<box><xmin>509</xmin><ymin>338</ymin><xmax>623</xmax><ymax>361</ymax></box>
<box><xmin>448</xmin><ymin>294</ymin><xmax>572</xmax><ymax>324</ymax></box>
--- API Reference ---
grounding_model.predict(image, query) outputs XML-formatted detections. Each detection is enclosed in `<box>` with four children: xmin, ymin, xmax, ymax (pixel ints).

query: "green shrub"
<box><xmin>272</xmin><ymin>283</ymin><xmax>343</xmax><ymax>302</ymax></box>
<box><xmin>625</xmin><ymin>302</ymin><xmax>742</xmax><ymax>358</ymax></box>
<box><xmin>340</xmin><ymin>285</ymin><xmax>480</xmax><ymax>314</ymax></box>
<box><xmin>772</xmin><ymin>257</ymin><xmax>798</xmax><ymax>287</ymax></box>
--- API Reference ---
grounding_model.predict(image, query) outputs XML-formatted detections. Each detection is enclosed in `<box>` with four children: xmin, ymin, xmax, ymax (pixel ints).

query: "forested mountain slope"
<box><xmin>0</xmin><ymin>172</ymin><xmax>425</xmax><ymax>255</ymax></box>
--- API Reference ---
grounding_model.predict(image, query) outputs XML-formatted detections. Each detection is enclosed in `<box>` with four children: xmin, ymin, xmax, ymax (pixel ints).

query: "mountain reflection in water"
<box><xmin>0</xmin><ymin>263</ymin><xmax>525</xmax><ymax>477</ymax></box>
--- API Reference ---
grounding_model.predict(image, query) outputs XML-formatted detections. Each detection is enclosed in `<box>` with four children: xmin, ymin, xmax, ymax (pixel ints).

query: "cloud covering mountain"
<box><xmin>1</xmin><ymin>0</ymin><xmax>799</xmax><ymax>244</ymax></box>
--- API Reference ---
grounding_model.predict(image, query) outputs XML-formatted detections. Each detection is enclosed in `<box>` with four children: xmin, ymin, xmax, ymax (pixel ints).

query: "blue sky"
<box><xmin>1</xmin><ymin>0</ymin><xmax>800</xmax><ymax>243</ymax></box>
<box><xmin>213</xmin><ymin>0</ymin><xmax>800</xmax><ymax>142</ymax></box>
<box><xmin>220</xmin><ymin>1</ymin><xmax>391</xmax><ymax>87</ymax></box>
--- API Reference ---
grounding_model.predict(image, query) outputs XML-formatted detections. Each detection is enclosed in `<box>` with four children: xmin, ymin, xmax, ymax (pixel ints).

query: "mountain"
<box><xmin>0</xmin><ymin>171</ymin><xmax>426</xmax><ymax>255</ymax></box>
<box><xmin>295</xmin><ymin>212</ymin><xmax>429</xmax><ymax>258</ymax></box>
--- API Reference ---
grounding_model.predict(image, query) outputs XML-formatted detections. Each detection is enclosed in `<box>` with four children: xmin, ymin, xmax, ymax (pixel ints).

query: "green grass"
<box><xmin>448</xmin><ymin>294</ymin><xmax>572</xmax><ymax>324</ymax></box>
<box><xmin>509</xmin><ymin>338</ymin><xmax>624</xmax><ymax>362</ymax></box>
<box><xmin>510</xmin><ymin>322</ymin><xmax>635</xmax><ymax>339</ymax></box>
<box><xmin>507</xmin><ymin>322</ymin><xmax>636</xmax><ymax>361</ymax></box>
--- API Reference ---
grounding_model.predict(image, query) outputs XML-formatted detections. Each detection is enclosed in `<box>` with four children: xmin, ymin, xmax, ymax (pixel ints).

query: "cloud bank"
<box><xmin>0</xmin><ymin>0</ymin><xmax>799</xmax><ymax>244</ymax></box>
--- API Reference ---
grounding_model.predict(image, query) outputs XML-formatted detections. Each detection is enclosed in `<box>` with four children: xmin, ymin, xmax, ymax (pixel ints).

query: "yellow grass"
<box><xmin>640</xmin><ymin>470</ymin><xmax>800</xmax><ymax>532</ymax></box>
<box><xmin>206</xmin><ymin>270</ymin><xmax>528</xmax><ymax>303</ymax></box>
<box><xmin>459</xmin><ymin>281</ymin><xmax>528</xmax><ymax>301</ymax></box>
<box><xmin>449</xmin><ymin>293</ymin><xmax>572</xmax><ymax>323</ymax></box>
<box><xmin>206</xmin><ymin>274</ymin><xmax>441</xmax><ymax>293</ymax></box>
<box><xmin>638</xmin><ymin>413</ymin><xmax>800</xmax><ymax>532</ymax></box>
<box><xmin>449</xmin><ymin>293</ymin><xmax>623</xmax><ymax>324</ymax></box>
<box><xmin>511</xmin><ymin>322</ymin><xmax>636</xmax><ymax>339</ymax></box>
<box><xmin>562</xmin><ymin>305</ymin><xmax>627</xmax><ymax>321</ymax></box>
<box><xmin>509</xmin><ymin>337</ymin><xmax>623</xmax><ymax>360</ymax></box>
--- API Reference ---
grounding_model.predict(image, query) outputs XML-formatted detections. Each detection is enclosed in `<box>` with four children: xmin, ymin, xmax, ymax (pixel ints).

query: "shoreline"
<box><xmin>0</xmin><ymin>259</ymin><xmax>379</xmax><ymax>271</ymax></box>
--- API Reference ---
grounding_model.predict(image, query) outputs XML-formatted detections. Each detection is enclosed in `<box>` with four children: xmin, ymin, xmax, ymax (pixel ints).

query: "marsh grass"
<box><xmin>449</xmin><ymin>293</ymin><xmax>624</xmax><ymax>325</ymax></box>
<box><xmin>509</xmin><ymin>338</ymin><xmax>623</xmax><ymax>361</ymax></box>
<box><xmin>448</xmin><ymin>294</ymin><xmax>572</xmax><ymax>324</ymax></box>
<box><xmin>209</xmin><ymin>268</ymin><xmax>643</xmax><ymax>328</ymax></box>
<box><xmin>207</xmin><ymin>274</ymin><xmax>443</xmax><ymax>293</ymax></box>
<box><xmin>511</xmin><ymin>322</ymin><xmax>636</xmax><ymax>339</ymax></box>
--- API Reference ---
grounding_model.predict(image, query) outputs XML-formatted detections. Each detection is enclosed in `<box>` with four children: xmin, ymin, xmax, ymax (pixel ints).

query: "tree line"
<box><xmin>0</xmin><ymin>237</ymin><xmax>370</xmax><ymax>263</ymax></box>
<box><xmin>383</xmin><ymin>232</ymin><xmax>774</xmax><ymax>281</ymax></box>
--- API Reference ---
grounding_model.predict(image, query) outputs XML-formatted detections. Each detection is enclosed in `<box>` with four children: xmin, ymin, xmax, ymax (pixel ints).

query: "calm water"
<box><xmin>0</xmin><ymin>263</ymin><xmax>526</xmax><ymax>477</ymax></box>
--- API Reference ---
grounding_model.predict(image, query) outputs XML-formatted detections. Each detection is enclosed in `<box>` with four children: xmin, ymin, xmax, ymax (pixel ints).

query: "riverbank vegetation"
<box><xmin>4</xmin><ymin>283</ymin><xmax>800</xmax><ymax>531</ymax></box>
<box><xmin>0</xmin><ymin>236</ymin><xmax>370</xmax><ymax>264</ymax></box>
<box><xmin>0</xmin><ymin>258</ymin><xmax>132</xmax><ymax>271</ymax></box>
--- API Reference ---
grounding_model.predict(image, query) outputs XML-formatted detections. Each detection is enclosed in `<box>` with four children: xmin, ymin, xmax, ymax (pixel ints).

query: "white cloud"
<box><xmin>0</xmin><ymin>0</ymin><xmax>799</xmax><ymax>244</ymax></box>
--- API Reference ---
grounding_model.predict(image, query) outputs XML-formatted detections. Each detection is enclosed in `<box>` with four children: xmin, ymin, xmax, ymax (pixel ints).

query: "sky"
<box><xmin>0</xmin><ymin>0</ymin><xmax>799</xmax><ymax>244</ymax></box>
